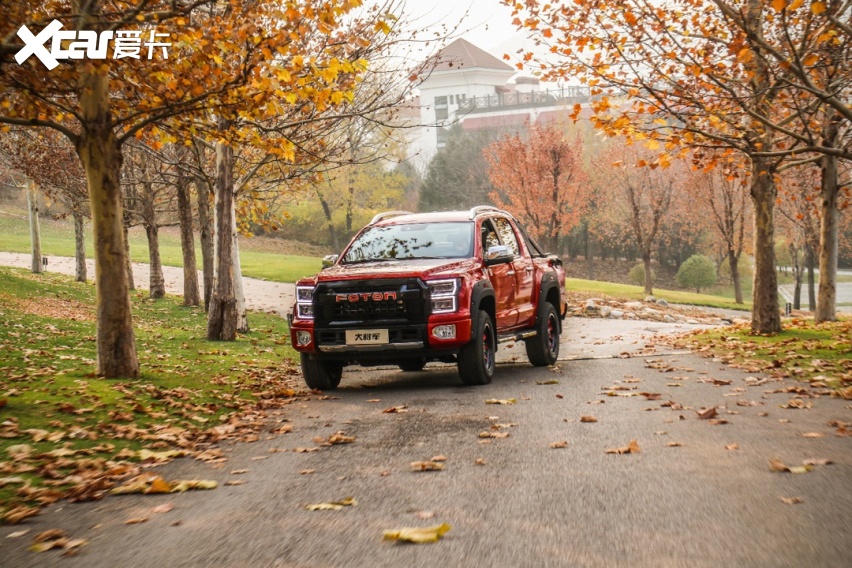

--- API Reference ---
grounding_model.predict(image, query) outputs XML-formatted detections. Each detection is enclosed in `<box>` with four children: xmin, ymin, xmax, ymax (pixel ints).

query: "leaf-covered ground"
<box><xmin>670</xmin><ymin>318</ymin><xmax>852</xmax><ymax>398</ymax></box>
<box><xmin>0</xmin><ymin>266</ymin><xmax>305</xmax><ymax>523</ymax></box>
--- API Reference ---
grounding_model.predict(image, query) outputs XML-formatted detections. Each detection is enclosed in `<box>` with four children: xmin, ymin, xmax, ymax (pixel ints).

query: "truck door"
<box><xmin>493</xmin><ymin>217</ymin><xmax>534</xmax><ymax>327</ymax></box>
<box><xmin>481</xmin><ymin>219</ymin><xmax>516</xmax><ymax>329</ymax></box>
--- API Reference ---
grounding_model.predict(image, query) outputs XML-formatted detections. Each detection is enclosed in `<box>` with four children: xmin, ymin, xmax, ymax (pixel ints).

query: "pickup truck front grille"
<box><xmin>313</xmin><ymin>278</ymin><xmax>429</xmax><ymax>327</ymax></box>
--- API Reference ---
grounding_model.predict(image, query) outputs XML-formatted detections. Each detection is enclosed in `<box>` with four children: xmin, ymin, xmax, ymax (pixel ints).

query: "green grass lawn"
<box><xmin>0</xmin><ymin>266</ymin><xmax>300</xmax><ymax>520</ymax></box>
<box><xmin>565</xmin><ymin>277</ymin><xmax>752</xmax><ymax>311</ymax></box>
<box><xmin>0</xmin><ymin>210</ymin><xmax>321</xmax><ymax>283</ymax></box>
<box><xmin>673</xmin><ymin>317</ymin><xmax>852</xmax><ymax>393</ymax></box>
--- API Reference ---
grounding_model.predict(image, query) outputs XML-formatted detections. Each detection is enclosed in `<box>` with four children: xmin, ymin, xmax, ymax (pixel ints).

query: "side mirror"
<box><xmin>321</xmin><ymin>254</ymin><xmax>339</xmax><ymax>269</ymax></box>
<box><xmin>484</xmin><ymin>245</ymin><xmax>513</xmax><ymax>266</ymax></box>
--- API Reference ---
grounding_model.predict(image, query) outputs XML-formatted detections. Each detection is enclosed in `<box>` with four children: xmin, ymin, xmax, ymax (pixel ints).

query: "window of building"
<box><xmin>435</xmin><ymin>96</ymin><xmax>448</xmax><ymax>121</ymax></box>
<box><xmin>436</xmin><ymin>127</ymin><xmax>448</xmax><ymax>148</ymax></box>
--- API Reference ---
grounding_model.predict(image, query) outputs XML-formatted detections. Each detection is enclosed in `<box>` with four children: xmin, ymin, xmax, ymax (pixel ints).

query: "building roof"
<box><xmin>430</xmin><ymin>38</ymin><xmax>514</xmax><ymax>73</ymax></box>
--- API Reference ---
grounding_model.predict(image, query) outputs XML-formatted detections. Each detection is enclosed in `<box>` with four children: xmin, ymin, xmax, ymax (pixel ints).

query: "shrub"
<box><xmin>628</xmin><ymin>263</ymin><xmax>655</xmax><ymax>287</ymax></box>
<box><xmin>676</xmin><ymin>255</ymin><xmax>717</xmax><ymax>293</ymax></box>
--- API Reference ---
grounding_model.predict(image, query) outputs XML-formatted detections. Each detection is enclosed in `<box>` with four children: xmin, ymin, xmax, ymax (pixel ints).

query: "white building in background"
<box><xmin>410</xmin><ymin>38</ymin><xmax>591</xmax><ymax>168</ymax></box>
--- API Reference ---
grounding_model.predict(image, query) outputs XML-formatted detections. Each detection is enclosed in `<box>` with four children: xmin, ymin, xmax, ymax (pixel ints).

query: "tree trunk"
<box><xmin>642</xmin><ymin>251</ymin><xmax>653</xmax><ymax>295</ymax></box>
<box><xmin>749</xmin><ymin>157</ymin><xmax>781</xmax><ymax>334</ymax></box>
<box><xmin>73</xmin><ymin>209</ymin><xmax>86</xmax><ymax>282</ymax></box>
<box><xmin>790</xmin><ymin>244</ymin><xmax>802</xmax><ymax>310</ymax></box>
<box><xmin>141</xmin><ymin>182</ymin><xmax>165</xmax><ymax>299</ymax></box>
<box><xmin>122</xmin><ymin>189</ymin><xmax>136</xmax><ymax>291</ymax></box>
<box><xmin>317</xmin><ymin>187</ymin><xmax>340</xmax><ymax>251</ymax></box>
<box><xmin>728</xmin><ymin>250</ymin><xmax>743</xmax><ymax>305</ymax></box>
<box><xmin>207</xmin><ymin>136</ymin><xmax>238</xmax><ymax>341</ymax></box>
<box><xmin>26</xmin><ymin>179</ymin><xmax>42</xmax><ymax>274</ymax></box>
<box><xmin>176</xmin><ymin>174</ymin><xmax>199</xmax><ymax>306</ymax></box>
<box><xmin>76</xmin><ymin>67</ymin><xmax>138</xmax><ymax>378</ymax></box>
<box><xmin>806</xmin><ymin>244</ymin><xmax>816</xmax><ymax>311</ymax></box>
<box><xmin>231</xmin><ymin>213</ymin><xmax>249</xmax><ymax>333</ymax></box>
<box><xmin>815</xmin><ymin>127</ymin><xmax>839</xmax><ymax>323</ymax></box>
<box><xmin>196</xmin><ymin>175</ymin><xmax>214</xmax><ymax>311</ymax></box>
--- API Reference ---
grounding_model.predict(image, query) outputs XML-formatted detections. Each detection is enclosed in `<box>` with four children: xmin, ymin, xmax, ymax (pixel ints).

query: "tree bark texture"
<box><xmin>73</xmin><ymin>209</ymin><xmax>87</xmax><ymax>282</ymax></box>
<box><xmin>141</xmin><ymin>180</ymin><xmax>165</xmax><ymax>299</ymax></box>
<box><xmin>177</xmin><ymin>174</ymin><xmax>200</xmax><ymax>306</ymax></box>
<box><xmin>231</xmin><ymin>215</ymin><xmax>249</xmax><ymax>333</ymax></box>
<box><xmin>26</xmin><ymin>179</ymin><xmax>42</xmax><ymax>274</ymax></box>
<box><xmin>76</xmin><ymin>66</ymin><xmax>138</xmax><ymax>378</ymax></box>
<box><xmin>122</xmin><ymin>195</ymin><xmax>135</xmax><ymax>291</ymax></box>
<box><xmin>207</xmin><ymin>138</ymin><xmax>237</xmax><ymax>341</ymax></box>
<box><xmin>806</xmin><ymin>244</ymin><xmax>816</xmax><ymax>311</ymax></box>
<box><xmin>749</xmin><ymin>157</ymin><xmax>781</xmax><ymax>334</ymax></box>
<box><xmin>728</xmin><ymin>252</ymin><xmax>743</xmax><ymax>305</ymax></box>
<box><xmin>195</xmin><ymin>175</ymin><xmax>214</xmax><ymax>311</ymax></box>
<box><xmin>815</xmin><ymin>120</ymin><xmax>839</xmax><ymax>323</ymax></box>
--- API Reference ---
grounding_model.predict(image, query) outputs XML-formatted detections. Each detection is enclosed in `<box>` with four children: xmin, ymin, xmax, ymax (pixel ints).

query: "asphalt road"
<box><xmin>3</xmin><ymin>334</ymin><xmax>850</xmax><ymax>567</ymax></box>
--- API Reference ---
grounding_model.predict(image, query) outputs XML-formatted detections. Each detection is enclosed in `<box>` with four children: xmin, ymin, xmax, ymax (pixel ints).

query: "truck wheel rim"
<box><xmin>482</xmin><ymin>323</ymin><xmax>494</xmax><ymax>372</ymax></box>
<box><xmin>547</xmin><ymin>313</ymin><xmax>558</xmax><ymax>355</ymax></box>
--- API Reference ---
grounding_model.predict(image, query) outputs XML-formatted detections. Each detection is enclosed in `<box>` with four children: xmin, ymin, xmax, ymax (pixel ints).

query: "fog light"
<box><xmin>296</xmin><ymin>331</ymin><xmax>312</xmax><ymax>346</ymax></box>
<box><xmin>432</xmin><ymin>324</ymin><xmax>456</xmax><ymax>340</ymax></box>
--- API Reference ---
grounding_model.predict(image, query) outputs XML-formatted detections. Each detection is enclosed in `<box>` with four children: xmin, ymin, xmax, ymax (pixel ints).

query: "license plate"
<box><xmin>345</xmin><ymin>329</ymin><xmax>389</xmax><ymax>345</ymax></box>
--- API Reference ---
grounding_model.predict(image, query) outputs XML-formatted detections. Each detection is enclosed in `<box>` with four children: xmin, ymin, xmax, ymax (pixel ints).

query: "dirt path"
<box><xmin>0</xmin><ymin>251</ymin><xmax>296</xmax><ymax>317</ymax></box>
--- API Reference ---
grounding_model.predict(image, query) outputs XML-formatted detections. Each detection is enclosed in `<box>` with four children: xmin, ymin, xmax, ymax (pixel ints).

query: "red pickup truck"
<box><xmin>289</xmin><ymin>206</ymin><xmax>567</xmax><ymax>389</ymax></box>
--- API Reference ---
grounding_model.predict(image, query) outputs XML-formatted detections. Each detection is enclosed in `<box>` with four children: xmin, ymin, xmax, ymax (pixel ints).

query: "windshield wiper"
<box><xmin>341</xmin><ymin>258</ymin><xmax>400</xmax><ymax>265</ymax></box>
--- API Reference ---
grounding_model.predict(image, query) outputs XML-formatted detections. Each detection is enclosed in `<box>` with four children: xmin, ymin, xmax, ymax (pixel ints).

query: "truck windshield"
<box><xmin>341</xmin><ymin>222</ymin><xmax>474</xmax><ymax>263</ymax></box>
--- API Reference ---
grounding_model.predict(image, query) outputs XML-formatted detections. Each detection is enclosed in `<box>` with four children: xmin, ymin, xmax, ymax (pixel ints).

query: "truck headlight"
<box><xmin>428</xmin><ymin>279</ymin><xmax>459</xmax><ymax>314</ymax></box>
<box><xmin>296</xmin><ymin>286</ymin><xmax>315</xmax><ymax>320</ymax></box>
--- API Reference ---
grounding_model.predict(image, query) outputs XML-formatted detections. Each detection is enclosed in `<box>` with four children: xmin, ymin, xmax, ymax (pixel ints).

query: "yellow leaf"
<box><xmin>811</xmin><ymin>2</ymin><xmax>826</xmax><ymax>14</ymax></box>
<box><xmin>383</xmin><ymin>523</ymin><xmax>451</xmax><ymax>544</ymax></box>
<box><xmin>772</xmin><ymin>0</ymin><xmax>786</xmax><ymax>12</ymax></box>
<box><xmin>305</xmin><ymin>497</ymin><xmax>356</xmax><ymax>511</ymax></box>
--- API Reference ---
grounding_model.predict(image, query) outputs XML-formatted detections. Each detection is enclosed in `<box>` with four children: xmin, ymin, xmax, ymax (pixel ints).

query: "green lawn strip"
<box><xmin>671</xmin><ymin>318</ymin><xmax>852</xmax><ymax>394</ymax></box>
<box><xmin>0</xmin><ymin>211</ymin><xmax>321</xmax><ymax>283</ymax></box>
<box><xmin>565</xmin><ymin>277</ymin><xmax>752</xmax><ymax>311</ymax></box>
<box><xmin>0</xmin><ymin>266</ymin><xmax>302</xmax><ymax>521</ymax></box>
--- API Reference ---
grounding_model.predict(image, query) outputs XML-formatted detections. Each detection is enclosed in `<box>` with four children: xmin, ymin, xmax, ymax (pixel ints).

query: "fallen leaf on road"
<box><xmin>802</xmin><ymin>458</ymin><xmax>832</xmax><ymax>466</ymax></box>
<box><xmin>326</xmin><ymin>432</ymin><xmax>355</xmax><ymax>445</ymax></box>
<box><xmin>411</xmin><ymin>461</ymin><xmax>445</xmax><ymax>471</ymax></box>
<box><xmin>271</xmin><ymin>424</ymin><xmax>292</xmax><ymax>434</ymax></box>
<box><xmin>300</xmin><ymin>469</ymin><xmax>316</xmax><ymax>475</ymax></box>
<box><xmin>708</xmin><ymin>419</ymin><xmax>729</xmax><ymax>426</ymax></box>
<box><xmin>478</xmin><ymin>431</ymin><xmax>510</xmax><ymax>439</ymax></box>
<box><xmin>367</xmin><ymin>399</ymin><xmax>381</xmax><ymax>403</ymax></box>
<box><xmin>229</xmin><ymin>469</ymin><xmax>249</xmax><ymax>475</ymax></box>
<box><xmin>580</xmin><ymin>416</ymin><xmax>598</xmax><ymax>423</ymax></box>
<box><xmin>383</xmin><ymin>523</ymin><xmax>451</xmax><ymax>544</ymax></box>
<box><xmin>725</xmin><ymin>443</ymin><xmax>739</xmax><ymax>451</ymax></box>
<box><xmin>781</xmin><ymin>497</ymin><xmax>803</xmax><ymax>505</ymax></box>
<box><xmin>294</xmin><ymin>447</ymin><xmax>320</xmax><ymax>453</ymax></box>
<box><xmin>696</xmin><ymin>407</ymin><xmax>718</xmax><ymax>420</ymax></box>
<box><xmin>486</xmin><ymin>398</ymin><xmax>516</xmax><ymax>405</ymax></box>
<box><xmin>641</xmin><ymin>392</ymin><xmax>662</xmax><ymax>400</ymax></box>
<box><xmin>383</xmin><ymin>406</ymin><xmax>408</xmax><ymax>414</ymax></box>
<box><xmin>224</xmin><ymin>480</ymin><xmax>246</xmax><ymax>486</ymax></box>
<box><xmin>6</xmin><ymin>529</ymin><xmax>30</xmax><ymax>539</ymax></box>
<box><xmin>605</xmin><ymin>440</ymin><xmax>640</xmax><ymax>454</ymax></box>
<box><xmin>32</xmin><ymin>529</ymin><xmax>66</xmax><ymax>543</ymax></box>
<box><xmin>415</xmin><ymin>511</ymin><xmax>435</xmax><ymax>519</ymax></box>
<box><xmin>431</xmin><ymin>455</ymin><xmax>447</xmax><ymax>462</ymax></box>
<box><xmin>536</xmin><ymin>379</ymin><xmax>559</xmax><ymax>385</ymax></box>
<box><xmin>549</xmin><ymin>441</ymin><xmax>568</xmax><ymax>449</ymax></box>
<box><xmin>769</xmin><ymin>458</ymin><xmax>812</xmax><ymax>474</ymax></box>
<box><xmin>305</xmin><ymin>497</ymin><xmax>356</xmax><ymax>511</ymax></box>
<box><xmin>781</xmin><ymin>399</ymin><xmax>812</xmax><ymax>409</ymax></box>
<box><xmin>3</xmin><ymin>505</ymin><xmax>41</xmax><ymax>524</ymax></box>
<box><xmin>801</xmin><ymin>432</ymin><xmax>825</xmax><ymax>438</ymax></box>
<box><xmin>151</xmin><ymin>503</ymin><xmax>174</xmax><ymax>514</ymax></box>
<box><xmin>124</xmin><ymin>517</ymin><xmax>149</xmax><ymax>525</ymax></box>
<box><xmin>474</xmin><ymin>458</ymin><xmax>486</xmax><ymax>466</ymax></box>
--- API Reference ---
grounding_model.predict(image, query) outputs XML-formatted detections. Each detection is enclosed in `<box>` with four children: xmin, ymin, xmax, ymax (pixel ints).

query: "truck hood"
<box><xmin>310</xmin><ymin>258</ymin><xmax>478</xmax><ymax>283</ymax></box>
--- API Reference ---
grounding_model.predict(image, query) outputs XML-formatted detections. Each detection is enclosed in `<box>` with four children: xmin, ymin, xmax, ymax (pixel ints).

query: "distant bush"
<box><xmin>628</xmin><ymin>263</ymin><xmax>655</xmax><ymax>287</ymax></box>
<box><xmin>677</xmin><ymin>255</ymin><xmax>717</xmax><ymax>293</ymax></box>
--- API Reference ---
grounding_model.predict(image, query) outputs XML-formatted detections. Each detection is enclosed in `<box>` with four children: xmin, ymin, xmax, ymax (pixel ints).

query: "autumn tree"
<box><xmin>504</xmin><ymin>0</ymin><xmax>851</xmax><ymax>333</ymax></box>
<box><xmin>0</xmin><ymin>0</ymin><xmax>405</xmax><ymax>373</ymax></box>
<box><xmin>591</xmin><ymin>142</ymin><xmax>693</xmax><ymax>295</ymax></box>
<box><xmin>697</xmin><ymin>157</ymin><xmax>753</xmax><ymax>304</ymax></box>
<box><xmin>485</xmin><ymin>123</ymin><xmax>588</xmax><ymax>253</ymax></box>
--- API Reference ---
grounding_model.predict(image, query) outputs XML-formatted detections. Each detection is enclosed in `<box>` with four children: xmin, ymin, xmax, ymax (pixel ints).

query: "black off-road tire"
<box><xmin>398</xmin><ymin>359</ymin><xmax>427</xmax><ymax>372</ymax></box>
<box><xmin>458</xmin><ymin>309</ymin><xmax>496</xmax><ymax>385</ymax></box>
<box><xmin>300</xmin><ymin>353</ymin><xmax>343</xmax><ymax>390</ymax></box>
<box><xmin>525</xmin><ymin>303</ymin><xmax>560</xmax><ymax>367</ymax></box>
